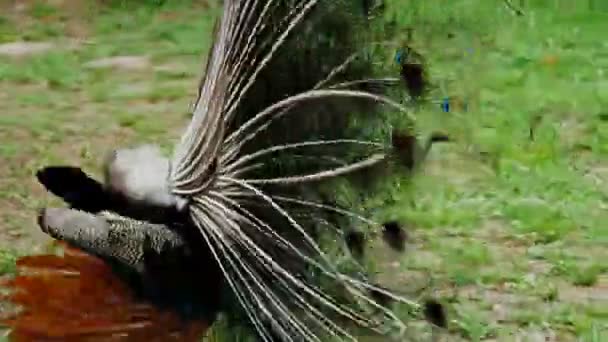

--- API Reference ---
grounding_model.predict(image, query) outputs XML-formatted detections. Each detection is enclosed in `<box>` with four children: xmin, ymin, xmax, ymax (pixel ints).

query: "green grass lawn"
<box><xmin>0</xmin><ymin>0</ymin><xmax>606</xmax><ymax>341</ymax></box>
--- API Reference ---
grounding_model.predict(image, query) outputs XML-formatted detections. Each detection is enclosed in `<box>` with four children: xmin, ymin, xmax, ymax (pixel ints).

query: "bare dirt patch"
<box><xmin>84</xmin><ymin>56</ymin><xmax>152</xmax><ymax>71</ymax></box>
<box><xmin>586</xmin><ymin>162</ymin><xmax>608</xmax><ymax>193</ymax></box>
<box><xmin>559</xmin><ymin>275</ymin><xmax>608</xmax><ymax>304</ymax></box>
<box><xmin>0</xmin><ymin>42</ymin><xmax>54</xmax><ymax>57</ymax></box>
<box><xmin>558</xmin><ymin>116</ymin><xmax>589</xmax><ymax>149</ymax></box>
<box><xmin>425</xmin><ymin>149</ymin><xmax>495</xmax><ymax>187</ymax></box>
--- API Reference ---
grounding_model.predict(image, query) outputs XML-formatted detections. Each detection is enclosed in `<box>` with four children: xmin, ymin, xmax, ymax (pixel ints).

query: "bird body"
<box><xmin>1</xmin><ymin>1</ymin><xmax>432</xmax><ymax>341</ymax></box>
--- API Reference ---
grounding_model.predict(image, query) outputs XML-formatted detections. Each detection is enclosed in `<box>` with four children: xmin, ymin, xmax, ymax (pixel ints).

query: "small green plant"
<box><xmin>537</xmin><ymin>282</ymin><xmax>560</xmax><ymax>302</ymax></box>
<box><xmin>453</xmin><ymin>305</ymin><xmax>495</xmax><ymax>341</ymax></box>
<box><xmin>28</xmin><ymin>1</ymin><xmax>59</xmax><ymax>19</ymax></box>
<box><xmin>0</xmin><ymin>250</ymin><xmax>16</xmax><ymax>276</ymax></box>
<box><xmin>570</xmin><ymin>265</ymin><xmax>603</xmax><ymax>287</ymax></box>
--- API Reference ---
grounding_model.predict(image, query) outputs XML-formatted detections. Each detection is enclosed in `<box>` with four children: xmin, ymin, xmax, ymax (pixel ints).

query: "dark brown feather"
<box><xmin>423</xmin><ymin>299</ymin><xmax>447</xmax><ymax>328</ymax></box>
<box><xmin>391</xmin><ymin>130</ymin><xmax>418</xmax><ymax>170</ymax></box>
<box><xmin>400</xmin><ymin>62</ymin><xmax>427</xmax><ymax>99</ymax></box>
<box><xmin>392</xmin><ymin>130</ymin><xmax>451</xmax><ymax>171</ymax></box>
<box><xmin>381</xmin><ymin>221</ymin><xmax>408</xmax><ymax>252</ymax></box>
<box><xmin>344</xmin><ymin>230</ymin><xmax>366</xmax><ymax>260</ymax></box>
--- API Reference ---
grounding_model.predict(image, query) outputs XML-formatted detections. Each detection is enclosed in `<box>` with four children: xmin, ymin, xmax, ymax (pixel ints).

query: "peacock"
<box><xmin>0</xmin><ymin>1</ymin><xmax>442</xmax><ymax>340</ymax></box>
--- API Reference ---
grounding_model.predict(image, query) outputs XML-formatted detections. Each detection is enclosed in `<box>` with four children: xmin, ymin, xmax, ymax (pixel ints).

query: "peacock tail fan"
<box><xmin>0</xmin><ymin>242</ymin><xmax>211</xmax><ymax>342</ymax></box>
<box><xmin>192</xmin><ymin>0</ymin><xmax>418</xmax><ymax>340</ymax></box>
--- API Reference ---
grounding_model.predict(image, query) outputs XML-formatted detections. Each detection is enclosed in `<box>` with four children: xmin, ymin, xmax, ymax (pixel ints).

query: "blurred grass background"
<box><xmin>0</xmin><ymin>0</ymin><xmax>606</xmax><ymax>340</ymax></box>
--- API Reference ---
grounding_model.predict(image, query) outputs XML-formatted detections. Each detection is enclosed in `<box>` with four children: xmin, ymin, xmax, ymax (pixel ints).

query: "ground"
<box><xmin>0</xmin><ymin>1</ymin><xmax>606</xmax><ymax>341</ymax></box>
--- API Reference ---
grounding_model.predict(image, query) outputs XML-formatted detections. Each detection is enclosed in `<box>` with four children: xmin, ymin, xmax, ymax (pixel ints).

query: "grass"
<box><xmin>0</xmin><ymin>0</ymin><xmax>607</xmax><ymax>340</ymax></box>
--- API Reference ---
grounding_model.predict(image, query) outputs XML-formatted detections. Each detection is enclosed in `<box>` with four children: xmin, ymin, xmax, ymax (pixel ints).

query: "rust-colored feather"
<box><xmin>0</xmin><ymin>242</ymin><xmax>210</xmax><ymax>342</ymax></box>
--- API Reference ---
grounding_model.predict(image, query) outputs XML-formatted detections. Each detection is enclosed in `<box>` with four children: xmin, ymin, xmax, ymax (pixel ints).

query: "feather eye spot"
<box><xmin>423</xmin><ymin>298</ymin><xmax>447</xmax><ymax>328</ymax></box>
<box><xmin>381</xmin><ymin>221</ymin><xmax>408</xmax><ymax>252</ymax></box>
<box><xmin>344</xmin><ymin>230</ymin><xmax>366</xmax><ymax>259</ymax></box>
